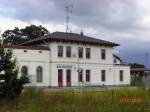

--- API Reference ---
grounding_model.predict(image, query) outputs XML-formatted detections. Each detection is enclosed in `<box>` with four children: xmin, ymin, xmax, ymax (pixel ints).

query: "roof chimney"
<box><xmin>80</xmin><ymin>30</ymin><xmax>83</xmax><ymax>36</ymax></box>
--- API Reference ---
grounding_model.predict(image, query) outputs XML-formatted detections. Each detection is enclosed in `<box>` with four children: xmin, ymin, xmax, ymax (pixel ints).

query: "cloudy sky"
<box><xmin>0</xmin><ymin>0</ymin><xmax>150</xmax><ymax>66</ymax></box>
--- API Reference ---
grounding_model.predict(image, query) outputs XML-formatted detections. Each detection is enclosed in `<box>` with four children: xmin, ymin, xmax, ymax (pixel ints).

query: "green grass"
<box><xmin>0</xmin><ymin>87</ymin><xmax>150</xmax><ymax>112</ymax></box>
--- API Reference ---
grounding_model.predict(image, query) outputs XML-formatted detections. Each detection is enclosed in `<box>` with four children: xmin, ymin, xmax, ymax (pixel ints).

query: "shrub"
<box><xmin>0</xmin><ymin>42</ymin><xmax>29</xmax><ymax>100</ymax></box>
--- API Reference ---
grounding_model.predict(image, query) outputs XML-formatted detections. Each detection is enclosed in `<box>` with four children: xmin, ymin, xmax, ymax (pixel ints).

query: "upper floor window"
<box><xmin>101</xmin><ymin>70</ymin><xmax>106</xmax><ymax>82</ymax></box>
<box><xmin>114</xmin><ymin>59</ymin><xmax>117</xmax><ymax>63</ymax></box>
<box><xmin>86</xmin><ymin>70</ymin><xmax>90</xmax><ymax>82</ymax></box>
<box><xmin>36</xmin><ymin>66</ymin><xmax>43</xmax><ymax>83</ymax></box>
<box><xmin>24</xmin><ymin>50</ymin><xmax>27</xmax><ymax>53</ymax></box>
<box><xmin>21</xmin><ymin>66</ymin><xmax>28</xmax><ymax>76</ymax></box>
<box><xmin>39</xmin><ymin>51</ymin><xmax>42</xmax><ymax>53</ymax></box>
<box><xmin>86</xmin><ymin>48</ymin><xmax>91</xmax><ymax>59</ymax></box>
<box><xmin>119</xmin><ymin>70</ymin><xmax>123</xmax><ymax>81</ymax></box>
<box><xmin>58</xmin><ymin>46</ymin><xmax>63</xmax><ymax>57</ymax></box>
<box><xmin>101</xmin><ymin>49</ymin><xmax>106</xmax><ymax>60</ymax></box>
<box><xmin>78</xmin><ymin>47</ymin><xmax>83</xmax><ymax>58</ymax></box>
<box><xmin>66</xmin><ymin>46</ymin><xmax>71</xmax><ymax>58</ymax></box>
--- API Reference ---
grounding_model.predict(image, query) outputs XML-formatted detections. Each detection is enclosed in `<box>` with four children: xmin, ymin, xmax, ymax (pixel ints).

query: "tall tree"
<box><xmin>2</xmin><ymin>25</ymin><xmax>49</xmax><ymax>45</ymax></box>
<box><xmin>0</xmin><ymin>41</ymin><xmax>29</xmax><ymax>100</ymax></box>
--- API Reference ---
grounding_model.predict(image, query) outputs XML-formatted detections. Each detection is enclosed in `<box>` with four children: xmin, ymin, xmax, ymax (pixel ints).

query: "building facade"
<box><xmin>7</xmin><ymin>32</ymin><xmax>130</xmax><ymax>87</ymax></box>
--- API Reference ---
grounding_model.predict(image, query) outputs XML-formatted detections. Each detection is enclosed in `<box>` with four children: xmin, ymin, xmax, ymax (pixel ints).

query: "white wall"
<box><xmin>50</xmin><ymin>63</ymin><xmax>130</xmax><ymax>87</ymax></box>
<box><xmin>9</xmin><ymin>41</ymin><xmax>130</xmax><ymax>87</ymax></box>
<box><xmin>113</xmin><ymin>65</ymin><xmax>130</xmax><ymax>86</ymax></box>
<box><xmin>50</xmin><ymin>42</ymin><xmax>114</xmax><ymax>64</ymax></box>
<box><xmin>12</xmin><ymin>49</ymin><xmax>50</xmax><ymax>87</ymax></box>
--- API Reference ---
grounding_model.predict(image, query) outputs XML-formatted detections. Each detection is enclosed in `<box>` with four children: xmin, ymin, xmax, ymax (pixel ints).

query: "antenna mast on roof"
<box><xmin>65</xmin><ymin>4</ymin><xmax>73</xmax><ymax>33</ymax></box>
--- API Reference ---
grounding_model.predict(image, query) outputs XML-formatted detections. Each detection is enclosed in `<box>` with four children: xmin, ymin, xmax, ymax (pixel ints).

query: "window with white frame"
<box><xmin>101</xmin><ymin>49</ymin><xmax>106</xmax><ymax>60</ymax></box>
<box><xmin>36</xmin><ymin>66</ymin><xmax>43</xmax><ymax>83</ymax></box>
<box><xmin>78</xmin><ymin>47</ymin><xmax>83</xmax><ymax>58</ymax></box>
<box><xmin>86</xmin><ymin>69</ymin><xmax>90</xmax><ymax>82</ymax></box>
<box><xmin>66</xmin><ymin>46</ymin><xmax>71</xmax><ymax>58</ymax></box>
<box><xmin>21</xmin><ymin>66</ymin><xmax>28</xmax><ymax>76</ymax></box>
<box><xmin>101</xmin><ymin>70</ymin><xmax>106</xmax><ymax>82</ymax></box>
<box><xmin>86</xmin><ymin>48</ymin><xmax>91</xmax><ymax>59</ymax></box>
<box><xmin>58</xmin><ymin>46</ymin><xmax>63</xmax><ymax>57</ymax></box>
<box><xmin>119</xmin><ymin>70</ymin><xmax>123</xmax><ymax>81</ymax></box>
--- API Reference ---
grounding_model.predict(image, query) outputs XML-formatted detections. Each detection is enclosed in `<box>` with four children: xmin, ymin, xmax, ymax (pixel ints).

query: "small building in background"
<box><xmin>131</xmin><ymin>67</ymin><xmax>150</xmax><ymax>87</ymax></box>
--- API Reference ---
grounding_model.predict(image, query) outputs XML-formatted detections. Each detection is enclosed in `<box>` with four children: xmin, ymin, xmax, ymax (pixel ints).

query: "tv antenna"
<box><xmin>65</xmin><ymin>4</ymin><xmax>73</xmax><ymax>33</ymax></box>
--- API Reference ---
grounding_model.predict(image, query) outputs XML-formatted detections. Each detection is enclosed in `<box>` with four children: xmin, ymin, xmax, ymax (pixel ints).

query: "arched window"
<box><xmin>36</xmin><ymin>66</ymin><xmax>43</xmax><ymax>83</ymax></box>
<box><xmin>21</xmin><ymin>66</ymin><xmax>28</xmax><ymax>76</ymax></box>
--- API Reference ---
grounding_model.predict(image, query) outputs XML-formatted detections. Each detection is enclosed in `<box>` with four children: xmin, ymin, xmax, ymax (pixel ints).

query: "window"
<box><xmin>78</xmin><ymin>47</ymin><xmax>83</xmax><ymax>58</ymax></box>
<box><xmin>86</xmin><ymin>48</ymin><xmax>91</xmax><ymax>59</ymax></box>
<box><xmin>58</xmin><ymin>46</ymin><xmax>63</xmax><ymax>57</ymax></box>
<box><xmin>21</xmin><ymin>66</ymin><xmax>28</xmax><ymax>76</ymax></box>
<box><xmin>24</xmin><ymin>50</ymin><xmax>27</xmax><ymax>52</ymax></box>
<box><xmin>86</xmin><ymin>70</ymin><xmax>90</xmax><ymax>82</ymax></box>
<box><xmin>119</xmin><ymin>70</ymin><xmax>123</xmax><ymax>81</ymax></box>
<box><xmin>58</xmin><ymin>69</ymin><xmax>63</xmax><ymax>87</ymax></box>
<box><xmin>66</xmin><ymin>69</ymin><xmax>71</xmax><ymax>86</ymax></box>
<box><xmin>101</xmin><ymin>70</ymin><xmax>106</xmax><ymax>82</ymax></box>
<box><xmin>39</xmin><ymin>51</ymin><xmax>42</xmax><ymax>53</ymax></box>
<box><xmin>78</xmin><ymin>69</ymin><xmax>83</xmax><ymax>82</ymax></box>
<box><xmin>66</xmin><ymin>46</ymin><xmax>71</xmax><ymax>58</ymax></box>
<box><xmin>101</xmin><ymin>49</ymin><xmax>106</xmax><ymax>60</ymax></box>
<box><xmin>36</xmin><ymin>66</ymin><xmax>43</xmax><ymax>83</ymax></box>
<box><xmin>114</xmin><ymin>59</ymin><xmax>117</xmax><ymax>63</ymax></box>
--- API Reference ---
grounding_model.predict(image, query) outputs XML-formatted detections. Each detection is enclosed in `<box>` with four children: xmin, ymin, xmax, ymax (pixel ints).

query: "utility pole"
<box><xmin>65</xmin><ymin>4</ymin><xmax>73</xmax><ymax>33</ymax></box>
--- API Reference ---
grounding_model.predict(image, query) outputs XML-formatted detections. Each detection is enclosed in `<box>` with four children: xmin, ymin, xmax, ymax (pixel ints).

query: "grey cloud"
<box><xmin>4</xmin><ymin>0</ymin><xmax>140</xmax><ymax>31</ymax></box>
<box><xmin>116</xmin><ymin>38</ymin><xmax>150</xmax><ymax>66</ymax></box>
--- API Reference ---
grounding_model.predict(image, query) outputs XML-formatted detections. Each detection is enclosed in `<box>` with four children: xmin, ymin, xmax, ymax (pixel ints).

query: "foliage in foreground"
<box><xmin>0</xmin><ymin>88</ymin><xmax>150</xmax><ymax>112</ymax></box>
<box><xmin>0</xmin><ymin>42</ymin><xmax>29</xmax><ymax>100</ymax></box>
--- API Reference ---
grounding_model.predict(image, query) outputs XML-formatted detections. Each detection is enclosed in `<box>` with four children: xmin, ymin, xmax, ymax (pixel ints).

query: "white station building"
<box><xmin>6</xmin><ymin>31</ymin><xmax>130</xmax><ymax>87</ymax></box>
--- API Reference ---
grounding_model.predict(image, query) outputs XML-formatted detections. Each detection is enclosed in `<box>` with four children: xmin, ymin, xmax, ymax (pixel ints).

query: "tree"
<box><xmin>2</xmin><ymin>25</ymin><xmax>49</xmax><ymax>45</ymax></box>
<box><xmin>0</xmin><ymin>41</ymin><xmax>29</xmax><ymax>100</ymax></box>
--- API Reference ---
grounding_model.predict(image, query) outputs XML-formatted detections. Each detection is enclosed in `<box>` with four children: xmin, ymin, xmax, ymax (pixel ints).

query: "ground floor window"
<box><xmin>66</xmin><ymin>69</ymin><xmax>71</xmax><ymax>86</ymax></box>
<box><xmin>78</xmin><ymin>69</ymin><xmax>83</xmax><ymax>82</ymax></box>
<box><xmin>101</xmin><ymin>70</ymin><xmax>106</xmax><ymax>82</ymax></box>
<box><xmin>21</xmin><ymin>66</ymin><xmax>28</xmax><ymax>76</ymax></box>
<box><xmin>36</xmin><ymin>66</ymin><xmax>43</xmax><ymax>83</ymax></box>
<box><xmin>119</xmin><ymin>70</ymin><xmax>124</xmax><ymax>81</ymax></box>
<box><xmin>86</xmin><ymin>70</ymin><xmax>90</xmax><ymax>82</ymax></box>
<box><xmin>58</xmin><ymin>69</ymin><xmax>63</xmax><ymax>87</ymax></box>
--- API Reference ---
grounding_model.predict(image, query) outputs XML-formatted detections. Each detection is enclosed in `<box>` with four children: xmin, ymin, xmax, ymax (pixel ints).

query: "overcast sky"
<box><xmin>0</xmin><ymin>0</ymin><xmax>150</xmax><ymax>66</ymax></box>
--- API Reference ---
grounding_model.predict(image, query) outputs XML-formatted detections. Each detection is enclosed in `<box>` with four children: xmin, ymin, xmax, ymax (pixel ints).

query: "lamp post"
<box><xmin>113</xmin><ymin>64</ymin><xmax>115</xmax><ymax>87</ymax></box>
<box><xmin>77</xmin><ymin>47</ymin><xmax>80</xmax><ymax>89</ymax></box>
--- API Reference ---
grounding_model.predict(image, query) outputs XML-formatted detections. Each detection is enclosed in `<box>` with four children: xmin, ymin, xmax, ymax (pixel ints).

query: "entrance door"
<box><xmin>66</xmin><ymin>69</ymin><xmax>71</xmax><ymax>87</ymax></box>
<box><xmin>58</xmin><ymin>69</ymin><xmax>63</xmax><ymax>87</ymax></box>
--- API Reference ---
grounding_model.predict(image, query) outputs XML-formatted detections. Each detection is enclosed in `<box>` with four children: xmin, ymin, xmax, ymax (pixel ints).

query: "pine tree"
<box><xmin>0</xmin><ymin>41</ymin><xmax>29</xmax><ymax>100</ymax></box>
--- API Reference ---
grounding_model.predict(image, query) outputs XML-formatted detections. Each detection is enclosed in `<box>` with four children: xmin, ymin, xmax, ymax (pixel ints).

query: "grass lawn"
<box><xmin>0</xmin><ymin>87</ymin><xmax>150</xmax><ymax>112</ymax></box>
